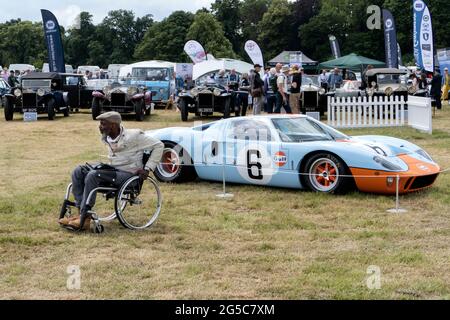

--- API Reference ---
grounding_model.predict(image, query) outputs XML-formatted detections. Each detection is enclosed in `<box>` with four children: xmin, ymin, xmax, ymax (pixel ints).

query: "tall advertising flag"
<box><xmin>41</xmin><ymin>9</ymin><xmax>66</xmax><ymax>73</ymax></box>
<box><xmin>413</xmin><ymin>0</ymin><xmax>434</xmax><ymax>72</ymax></box>
<box><xmin>382</xmin><ymin>9</ymin><xmax>398</xmax><ymax>69</ymax></box>
<box><xmin>244</xmin><ymin>40</ymin><xmax>264</xmax><ymax>67</ymax></box>
<box><xmin>328</xmin><ymin>35</ymin><xmax>341</xmax><ymax>59</ymax></box>
<box><xmin>184</xmin><ymin>40</ymin><xmax>207</xmax><ymax>64</ymax></box>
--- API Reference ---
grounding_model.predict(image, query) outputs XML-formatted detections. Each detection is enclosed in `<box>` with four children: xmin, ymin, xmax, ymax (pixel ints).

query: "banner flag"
<box><xmin>382</xmin><ymin>9</ymin><xmax>399</xmax><ymax>69</ymax></box>
<box><xmin>244</xmin><ymin>40</ymin><xmax>264</xmax><ymax>67</ymax></box>
<box><xmin>328</xmin><ymin>35</ymin><xmax>341</xmax><ymax>59</ymax></box>
<box><xmin>184</xmin><ymin>40</ymin><xmax>207</xmax><ymax>64</ymax></box>
<box><xmin>413</xmin><ymin>0</ymin><xmax>434</xmax><ymax>72</ymax></box>
<box><xmin>41</xmin><ymin>9</ymin><xmax>66</xmax><ymax>73</ymax></box>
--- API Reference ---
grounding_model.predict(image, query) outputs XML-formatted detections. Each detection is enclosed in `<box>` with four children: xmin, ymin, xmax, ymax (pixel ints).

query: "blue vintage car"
<box><xmin>126</xmin><ymin>61</ymin><xmax>175</xmax><ymax>106</ymax></box>
<box><xmin>148</xmin><ymin>115</ymin><xmax>440</xmax><ymax>194</ymax></box>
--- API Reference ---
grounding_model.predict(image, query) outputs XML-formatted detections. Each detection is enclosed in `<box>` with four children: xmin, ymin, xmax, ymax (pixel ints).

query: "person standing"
<box><xmin>274</xmin><ymin>65</ymin><xmax>292</xmax><ymax>114</ymax></box>
<box><xmin>236</xmin><ymin>73</ymin><xmax>250</xmax><ymax>116</ymax></box>
<box><xmin>251</xmin><ymin>64</ymin><xmax>264</xmax><ymax>115</ymax></box>
<box><xmin>327</xmin><ymin>68</ymin><xmax>343</xmax><ymax>90</ymax></box>
<box><xmin>319</xmin><ymin>69</ymin><xmax>328</xmax><ymax>91</ymax></box>
<box><xmin>430</xmin><ymin>69</ymin><xmax>443</xmax><ymax>109</ymax></box>
<box><xmin>442</xmin><ymin>67</ymin><xmax>450</xmax><ymax>102</ymax></box>
<box><xmin>7</xmin><ymin>70</ymin><xmax>18</xmax><ymax>87</ymax></box>
<box><xmin>289</xmin><ymin>65</ymin><xmax>302</xmax><ymax>114</ymax></box>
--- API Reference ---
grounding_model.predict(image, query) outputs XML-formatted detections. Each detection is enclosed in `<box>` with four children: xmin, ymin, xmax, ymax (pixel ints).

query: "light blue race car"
<box><xmin>148</xmin><ymin>115</ymin><xmax>440</xmax><ymax>194</ymax></box>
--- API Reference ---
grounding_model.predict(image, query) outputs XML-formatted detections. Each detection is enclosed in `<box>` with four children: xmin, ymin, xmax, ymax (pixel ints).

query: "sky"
<box><xmin>0</xmin><ymin>0</ymin><xmax>216</xmax><ymax>27</ymax></box>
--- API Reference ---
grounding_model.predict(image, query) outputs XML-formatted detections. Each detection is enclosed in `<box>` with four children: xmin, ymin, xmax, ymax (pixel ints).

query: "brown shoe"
<box><xmin>67</xmin><ymin>216</ymin><xmax>91</xmax><ymax>231</ymax></box>
<box><xmin>59</xmin><ymin>215</ymin><xmax>80</xmax><ymax>225</ymax></box>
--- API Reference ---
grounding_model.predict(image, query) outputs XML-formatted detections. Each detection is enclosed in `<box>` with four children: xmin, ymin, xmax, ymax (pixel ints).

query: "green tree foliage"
<box><xmin>0</xmin><ymin>20</ymin><xmax>47</xmax><ymax>67</ymax></box>
<box><xmin>186</xmin><ymin>12</ymin><xmax>235</xmax><ymax>59</ymax></box>
<box><xmin>239</xmin><ymin>0</ymin><xmax>270</xmax><ymax>49</ymax></box>
<box><xmin>258</xmin><ymin>0</ymin><xmax>298</xmax><ymax>61</ymax></box>
<box><xmin>211</xmin><ymin>0</ymin><xmax>242</xmax><ymax>54</ymax></box>
<box><xmin>134</xmin><ymin>11</ymin><xmax>194</xmax><ymax>62</ymax></box>
<box><xmin>65</xmin><ymin>12</ymin><xmax>96</xmax><ymax>68</ymax></box>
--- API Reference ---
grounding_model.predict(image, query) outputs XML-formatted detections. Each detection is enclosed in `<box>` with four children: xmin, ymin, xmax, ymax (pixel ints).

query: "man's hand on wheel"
<box><xmin>135</xmin><ymin>168</ymin><xmax>150</xmax><ymax>180</ymax></box>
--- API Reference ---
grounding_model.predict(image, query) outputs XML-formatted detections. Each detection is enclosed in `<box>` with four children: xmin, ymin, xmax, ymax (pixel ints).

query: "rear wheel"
<box><xmin>91</xmin><ymin>97</ymin><xmax>101</xmax><ymax>120</ymax></box>
<box><xmin>302</xmin><ymin>153</ymin><xmax>353</xmax><ymax>194</ymax></box>
<box><xmin>4</xmin><ymin>97</ymin><xmax>13</xmax><ymax>121</ymax></box>
<box><xmin>154</xmin><ymin>141</ymin><xmax>196</xmax><ymax>183</ymax></box>
<box><xmin>135</xmin><ymin>99</ymin><xmax>145</xmax><ymax>121</ymax></box>
<box><xmin>47</xmin><ymin>98</ymin><xmax>55</xmax><ymax>120</ymax></box>
<box><xmin>180</xmin><ymin>99</ymin><xmax>188</xmax><ymax>121</ymax></box>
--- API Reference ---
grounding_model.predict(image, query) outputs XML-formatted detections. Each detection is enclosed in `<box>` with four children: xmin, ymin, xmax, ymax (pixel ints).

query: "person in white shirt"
<box><xmin>274</xmin><ymin>65</ymin><xmax>292</xmax><ymax>113</ymax></box>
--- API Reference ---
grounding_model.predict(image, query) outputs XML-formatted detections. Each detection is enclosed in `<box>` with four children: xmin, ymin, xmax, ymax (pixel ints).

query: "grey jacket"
<box><xmin>102</xmin><ymin>127</ymin><xmax>164</xmax><ymax>173</ymax></box>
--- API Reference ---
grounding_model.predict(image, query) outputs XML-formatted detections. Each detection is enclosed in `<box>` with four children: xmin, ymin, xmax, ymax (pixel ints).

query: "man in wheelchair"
<box><xmin>59</xmin><ymin>111</ymin><xmax>164</xmax><ymax>231</ymax></box>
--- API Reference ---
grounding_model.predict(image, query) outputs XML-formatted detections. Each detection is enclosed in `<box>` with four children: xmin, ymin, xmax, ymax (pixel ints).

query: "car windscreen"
<box><xmin>302</xmin><ymin>76</ymin><xmax>319</xmax><ymax>86</ymax></box>
<box><xmin>132</xmin><ymin>68</ymin><xmax>169</xmax><ymax>81</ymax></box>
<box><xmin>377</xmin><ymin>74</ymin><xmax>401</xmax><ymax>85</ymax></box>
<box><xmin>21</xmin><ymin>79</ymin><xmax>52</xmax><ymax>89</ymax></box>
<box><xmin>272</xmin><ymin>117</ymin><xmax>347</xmax><ymax>142</ymax></box>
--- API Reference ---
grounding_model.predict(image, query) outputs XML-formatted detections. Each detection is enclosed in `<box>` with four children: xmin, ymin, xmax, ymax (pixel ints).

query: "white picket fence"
<box><xmin>327</xmin><ymin>96</ymin><xmax>406</xmax><ymax>128</ymax></box>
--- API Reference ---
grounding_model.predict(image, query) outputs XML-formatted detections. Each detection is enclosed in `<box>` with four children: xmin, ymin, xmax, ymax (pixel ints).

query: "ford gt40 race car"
<box><xmin>147</xmin><ymin>115</ymin><xmax>440</xmax><ymax>194</ymax></box>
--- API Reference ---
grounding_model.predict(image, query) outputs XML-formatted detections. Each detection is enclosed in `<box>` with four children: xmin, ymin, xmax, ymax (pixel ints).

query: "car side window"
<box><xmin>228</xmin><ymin>120</ymin><xmax>273</xmax><ymax>142</ymax></box>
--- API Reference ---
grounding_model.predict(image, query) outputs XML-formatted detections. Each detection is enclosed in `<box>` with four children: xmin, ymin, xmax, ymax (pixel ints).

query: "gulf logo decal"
<box><xmin>274</xmin><ymin>151</ymin><xmax>287</xmax><ymax>167</ymax></box>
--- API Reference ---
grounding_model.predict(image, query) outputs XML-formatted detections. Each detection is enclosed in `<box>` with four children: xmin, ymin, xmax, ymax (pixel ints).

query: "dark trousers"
<box><xmin>274</xmin><ymin>92</ymin><xmax>292</xmax><ymax>113</ymax></box>
<box><xmin>265</xmin><ymin>94</ymin><xmax>276</xmax><ymax>113</ymax></box>
<box><xmin>71</xmin><ymin>165</ymin><xmax>134</xmax><ymax>215</ymax></box>
<box><xmin>236</xmin><ymin>93</ymin><xmax>249</xmax><ymax>116</ymax></box>
<box><xmin>434</xmin><ymin>94</ymin><xmax>442</xmax><ymax>109</ymax></box>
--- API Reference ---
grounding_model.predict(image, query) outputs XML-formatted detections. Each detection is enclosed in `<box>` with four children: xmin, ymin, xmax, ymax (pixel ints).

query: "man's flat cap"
<box><xmin>96</xmin><ymin>111</ymin><xmax>122</xmax><ymax>124</ymax></box>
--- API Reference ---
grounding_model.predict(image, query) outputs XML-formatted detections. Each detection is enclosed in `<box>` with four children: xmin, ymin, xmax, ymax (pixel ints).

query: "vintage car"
<box><xmin>91</xmin><ymin>83</ymin><xmax>152</xmax><ymax>121</ymax></box>
<box><xmin>330</xmin><ymin>80</ymin><xmax>365</xmax><ymax>98</ymax></box>
<box><xmin>365</xmin><ymin>68</ymin><xmax>408</xmax><ymax>99</ymax></box>
<box><xmin>148</xmin><ymin>115</ymin><xmax>440</xmax><ymax>195</ymax></box>
<box><xmin>3</xmin><ymin>72</ymin><xmax>90</xmax><ymax>121</ymax></box>
<box><xmin>177</xmin><ymin>83</ymin><xmax>233</xmax><ymax>121</ymax></box>
<box><xmin>299</xmin><ymin>75</ymin><xmax>327</xmax><ymax>115</ymax></box>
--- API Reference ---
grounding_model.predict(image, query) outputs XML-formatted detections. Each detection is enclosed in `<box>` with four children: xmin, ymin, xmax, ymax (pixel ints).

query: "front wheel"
<box><xmin>135</xmin><ymin>99</ymin><xmax>145</xmax><ymax>121</ymax></box>
<box><xmin>4</xmin><ymin>97</ymin><xmax>14</xmax><ymax>121</ymax></box>
<box><xmin>47</xmin><ymin>98</ymin><xmax>55</xmax><ymax>120</ymax></box>
<box><xmin>154</xmin><ymin>142</ymin><xmax>196</xmax><ymax>183</ymax></box>
<box><xmin>179</xmin><ymin>99</ymin><xmax>188</xmax><ymax>121</ymax></box>
<box><xmin>302</xmin><ymin>153</ymin><xmax>353</xmax><ymax>194</ymax></box>
<box><xmin>223</xmin><ymin>98</ymin><xmax>231</xmax><ymax>118</ymax></box>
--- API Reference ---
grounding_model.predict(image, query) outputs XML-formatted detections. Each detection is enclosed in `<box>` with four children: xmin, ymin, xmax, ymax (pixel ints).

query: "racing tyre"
<box><xmin>47</xmin><ymin>98</ymin><xmax>55</xmax><ymax>120</ymax></box>
<box><xmin>180</xmin><ymin>99</ymin><xmax>188</xmax><ymax>121</ymax></box>
<box><xmin>154</xmin><ymin>141</ymin><xmax>196</xmax><ymax>183</ymax></box>
<box><xmin>302</xmin><ymin>153</ymin><xmax>353</xmax><ymax>194</ymax></box>
<box><xmin>135</xmin><ymin>99</ymin><xmax>145</xmax><ymax>121</ymax></box>
<box><xmin>91</xmin><ymin>97</ymin><xmax>101</xmax><ymax>120</ymax></box>
<box><xmin>4</xmin><ymin>97</ymin><xmax>13</xmax><ymax>121</ymax></box>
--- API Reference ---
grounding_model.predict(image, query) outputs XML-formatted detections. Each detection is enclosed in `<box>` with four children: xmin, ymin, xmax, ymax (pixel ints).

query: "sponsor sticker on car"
<box><xmin>274</xmin><ymin>151</ymin><xmax>287</xmax><ymax>167</ymax></box>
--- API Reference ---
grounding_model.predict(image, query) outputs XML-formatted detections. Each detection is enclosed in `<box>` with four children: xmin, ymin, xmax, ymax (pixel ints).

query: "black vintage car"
<box><xmin>299</xmin><ymin>75</ymin><xmax>327</xmax><ymax>116</ymax></box>
<box><xmin>3</xmin><ymin>72</ymin><xmax>92</xmax><ymax>121</ymax></box>
<box><xmin>177</xmin><ymin>84</ymin><xmax>233</xmax><ymax>121</ymax></box>
<box><xmin>91</xmin><ymin>83</ymin><xmax>152</xmax><ymax>121</ymax></box>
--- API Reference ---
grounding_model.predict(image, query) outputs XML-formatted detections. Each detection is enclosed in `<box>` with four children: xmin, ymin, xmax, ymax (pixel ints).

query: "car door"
<box><xmin>63</xmin><ymin>75</ymin><xmax>80</xmax><ymax>108</ymax></box>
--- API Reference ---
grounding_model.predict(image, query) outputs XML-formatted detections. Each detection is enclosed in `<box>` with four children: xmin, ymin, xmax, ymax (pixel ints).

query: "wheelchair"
<box><xmin>59</xmin><ymin>157</ymin><xmax>162</xmax><ymax>233</ymax></box>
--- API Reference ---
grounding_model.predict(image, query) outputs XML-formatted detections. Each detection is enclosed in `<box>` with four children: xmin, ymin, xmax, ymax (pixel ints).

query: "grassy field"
<box><xmin>0</xmin><ymin>106</ymin><xmax>449</xmax><ymax>300</ymax></box>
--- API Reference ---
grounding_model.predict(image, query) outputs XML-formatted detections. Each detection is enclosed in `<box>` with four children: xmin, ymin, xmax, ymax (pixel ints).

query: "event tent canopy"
<box><xmin>268</xmin><ymin>51</ymin><xmax>318</xmax><ymax>66</ymax></box>
<box><xmin>318</xmin><ymin>53</ymin><xmax>385</xmax><ymax>72</ymax></box>
<box><xmin>193</xmin><ymin>58</ymin><xmax>254</xmax><ymax>80</ymax></box>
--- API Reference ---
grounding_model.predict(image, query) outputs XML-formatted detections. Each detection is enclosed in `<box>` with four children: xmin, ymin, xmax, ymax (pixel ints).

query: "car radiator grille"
<box><xmin>303</xmin><ymin>92</ymin><xmax>318</xmax><ymax>107</ymax></box>
<box><xmin>409</xmin><ymin>174</ymin><xmax>438</xmax><ymax>190</ymax></box>
<box><xmin>198</xmin><ymin>94</ymin><xmax>213</xmax><ymax>107</ymax></box>
<box><xmin>22</xmin><ymin>93</ymin><xmax>37</xmax><ymax>108</ymax></box>
<box><xmin>111</xmin><ymin>93</ymin><xmax>126</xmax><ymax>106</ymax></box>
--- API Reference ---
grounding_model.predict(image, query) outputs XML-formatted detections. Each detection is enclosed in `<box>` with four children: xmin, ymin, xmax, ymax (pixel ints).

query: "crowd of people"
<box><xmin>1</xmin><ymin>68</ymin><xmax>34</xmax><ymax>87</ymax></box>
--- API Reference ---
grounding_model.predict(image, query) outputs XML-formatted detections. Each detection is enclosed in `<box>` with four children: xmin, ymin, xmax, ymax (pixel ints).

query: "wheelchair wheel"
<box><xmin>114</xmin><ymin>176</ymin><xmax>162</xmax><ymax>230</ymax></box>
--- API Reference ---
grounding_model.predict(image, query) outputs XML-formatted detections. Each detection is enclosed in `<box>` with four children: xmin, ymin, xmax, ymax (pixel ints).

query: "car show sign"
<box><xmin>41</xmin><ymin>9</ymin><xmax>66</xmax><ymax>73</ymax></box>
<box><xmin>184</xmin><ymin>40</ymin><xmax>207</xmax><ymax>64</ymax></box>
<box><xmin>328</xmin><ymin>35</ymin><xmax>341</xmax><ymax>59</ymax></box>
<box><xmin>382</xmin><ymin>9</ymin><xmax>398</xmax><ymax>69</ymax></box>
<box><xmin>288</xmin><ymin>52</ymin><xmax>302</xmax><ymax>68</ymax></box>
<box><xmin>413</xmin><ymin>0</ymin><xmax>434</xmax><ymax>72</ymax></box>
<box><xmin>244</xmin><ymin>40</ymin><xmax>264</xmax><ymax>67</ymax></box>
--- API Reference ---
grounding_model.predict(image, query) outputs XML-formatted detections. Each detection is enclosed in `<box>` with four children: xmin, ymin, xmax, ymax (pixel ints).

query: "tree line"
<box><xmin>0</xmin><ymin>0</ymin><xmax>448</xmax><ymax>69</ymax></box>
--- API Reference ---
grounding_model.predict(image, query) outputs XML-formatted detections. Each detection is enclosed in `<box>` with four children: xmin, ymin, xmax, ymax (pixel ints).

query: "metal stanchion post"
<box><xmin>216</xmin><ymin>163</ymin><xmax>234</xmax><ymax>199</ymax></box>
<box><xmin>387</xmin><ymin>175</ymin><xmax>407</xmax><ymax>213</ymax></box>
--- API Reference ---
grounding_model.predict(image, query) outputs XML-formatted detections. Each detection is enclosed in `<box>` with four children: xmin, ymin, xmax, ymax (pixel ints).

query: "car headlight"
<box><xmin>190</xmin><ymin>88</ymin><xmax>199</xmax><ymax>96</ymax></box>
<box><xmin>373</xmin><ymin>156</ymin><xmax>403</xmax><ymax>171</ymax></box>
<box><xmin>384</xmin><ymin>87</ymin><xmax>393</xmax><ymax>96</ymax></box>
<box><xmin>127</xmin><ymin>87</ymin><xmax>138</xmax><ymax>96</ymax></box>
<box><xmin>14</xmin><ymin>88</ymin><xmax>22</xmax><ymax>97</ymax></box>
<box><xmin>319</xmin><ymin>88</ymin><xmax>326</xmax><ymax>95</ymax></box>
<box><xmin>371</xmin><ymin>81</ymin><xmax>376</xmax><ymax>87</ymax></box>
<box><xmin>37</xmin><ymin>88</ymin><xmax>45</xmax><ymax>97</ymax></box>
<box><xmin>416</xmin><ymin>149</ymin><xmax>433</xmax><ymax>162</ymax></box>
<box><xmin>213</xmin><ymin>88</ymin><xmax>221</xmax><ymax>96</ymax></box>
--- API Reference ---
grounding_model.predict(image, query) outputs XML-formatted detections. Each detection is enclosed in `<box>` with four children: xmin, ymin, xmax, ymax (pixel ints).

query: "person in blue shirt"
<box><xmin>327</xmin><ymin>68</ymin><xmax>343</xmax><ymax>90</ymax></box>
